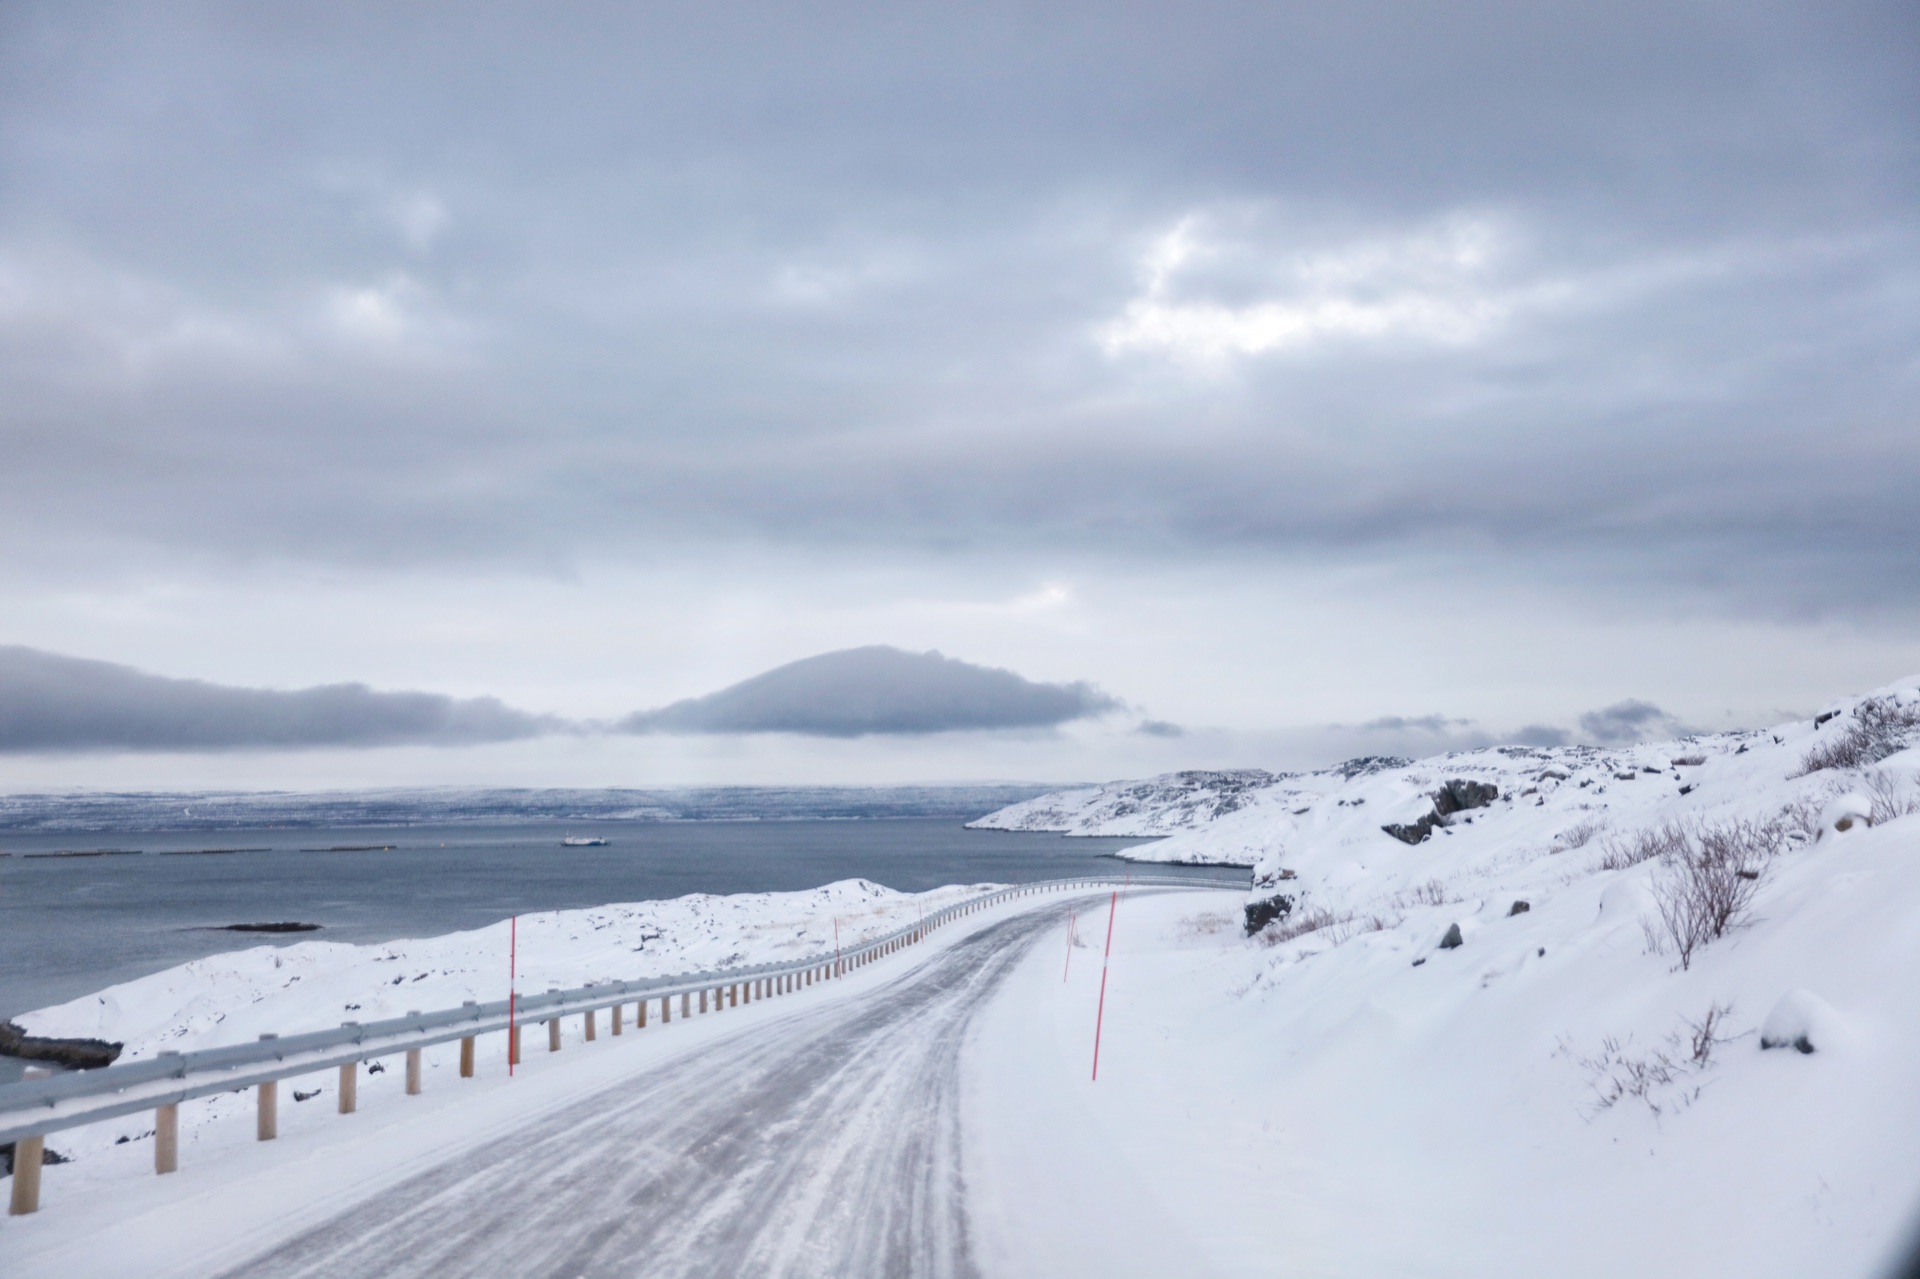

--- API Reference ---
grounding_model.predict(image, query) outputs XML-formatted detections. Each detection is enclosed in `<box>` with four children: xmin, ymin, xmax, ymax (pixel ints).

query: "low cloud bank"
<box><xmin>0</xmin><ymin>646</ymin><xmax>557</xmax><ymax>753</ymax></box>
<box><xmin>619</xmin><ymin>646</ymin><xmax>1120</xmax><ymax>738</ymax></box>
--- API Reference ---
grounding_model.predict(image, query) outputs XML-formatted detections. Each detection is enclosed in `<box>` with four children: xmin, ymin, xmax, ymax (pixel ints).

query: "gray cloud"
<box><xmin>1359</xmin><ymin>714</ymin><xmax>1475</xmax><ymax>734</ymax></box>
<box><xmin>1576</xmin><ymin>699</ymin><xmax>1692</xmax><ymax>746</ymax></box>
<box><xmin>618</xmin><ymin>647</ymin><xmax>1119</xmax><ymax>737</ymax></box>
<box><xmin>1134</xmin><ymin>719</ymin><xmax>1185</xmax><ymax>738</ymax></box>
<box><xmin>0</xmin><ymin>2</ymin><xmax>1914</xmax><ymax>620</ymax></box>
<box><xmin>1511</xmin><ymin>724</ymin><xmax>1574</xmax><ymax>749</ymax></box>
<box><xmin>0</xmin><ymin>646</ymin><xmax>557</xmax><ymax>753</ymax></box>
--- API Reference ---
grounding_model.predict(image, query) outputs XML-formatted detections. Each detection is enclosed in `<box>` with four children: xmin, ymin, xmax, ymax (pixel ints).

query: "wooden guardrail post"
<box><xmin>637</xmin><ymin>998</ymin><xmax>648</xmax><ymax>1028</ymax></box>
<box><xmin>585</xmin><ymin>1009</ymin><xmax>597</xmax><ymax>1041</ymax></box>
<box><xmin>155</xmin><ymin>1103</ymin><xmax>179</xmax><ymax>1175</ymax></box>
<box><xmin>258</xmin><ymin>1033</ymin><xmax>279</xmax><ymax>1141</ymax></box>
<box><xmin>548</xmin><ymin>1018</ymin><xmax>562</xmax><ymax>1052</ymax></box>
<box><xmin>698</xmin><ymin>988</ymin><xmax>707</xmax><ymax>1014</ymax></box>
<box><xmin>338</xmin><ymin>1023</ymin><xmax>359</xmax><ymax>1114</ymax></box>
<box><xmin>729</xmin><ymin>983</ymin><xmax>738</xmax><ymax>1008</ymax></box>
<box><xmin>510</xmin><ymin>1024</ymin><xmax>522</xmax><ymax>1066</ymax></box>
<box><xmin>612</xmin><ymin>1002</ymin><xmax>623</xmax><ymax>1035</ymax></box>
<box><xmin>152</xmin><ymin>1050</ymin><xmax>182</xmax><ymax>1175</ymax></box>
<box><xmin>461</xmin><ymin>1001</ymin><xmax>477</xmax><ymax>1077</ymax></box>
<box><xmin>7</xmin><ymin>1067</ymin><xmax>50</xmax><ymax>1214</ymax></box>
<box><xmin>680</xmin><ymin>991</ymin><xmax>689</xmax><ymax>1019</ymax></box>
<box><xmin>403</xmin><ymin>1013</ymin><xmax>423</xmax><ymax>1095</ymax></box>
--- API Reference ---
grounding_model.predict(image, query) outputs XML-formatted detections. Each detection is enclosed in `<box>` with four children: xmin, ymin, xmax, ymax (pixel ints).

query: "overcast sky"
<box><xmin>1</xmin><ymin>1</ymin><xmax>1916</xmax><ymax>790</ymax></box>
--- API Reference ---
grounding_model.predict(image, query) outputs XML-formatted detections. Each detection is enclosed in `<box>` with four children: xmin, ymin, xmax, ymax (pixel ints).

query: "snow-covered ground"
<box><xmin>965</xmin><ymin>676</ymin><xmax>1920</xmax><ymax>1276</ymax></box>
<box><xmin>7</xmin><ymin>677</ymin><xmax>1920</xmax><ymax>1276</ymax></box>
<box><xmin>8</xmin><ymin>878</ymin><xmax>991</xmax><ymax>1166</ymax></box>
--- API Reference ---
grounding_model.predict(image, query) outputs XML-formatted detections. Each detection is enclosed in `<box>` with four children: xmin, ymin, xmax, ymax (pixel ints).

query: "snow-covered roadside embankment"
<box><xmin>7</xmin><ymin>878</ymin><xmax>992</xmax><ymax>1166</ymax></box>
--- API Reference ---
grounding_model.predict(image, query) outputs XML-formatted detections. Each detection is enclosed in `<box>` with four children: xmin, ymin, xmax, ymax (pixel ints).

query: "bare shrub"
<box><xmin>1256</xmin><ymin>905</ymin><xmax>1401</xmax><ymax>949</ymax></box>
<box><xmin>1863</xmin><ymin>769</ymin><xmax>1920</xmax><ymax>825</ymax></box>
<box><xmin>1684</xmin><ymin>1002</ymin><xmax>1736</xmax><ymax>1066</ymax></box>
<box><xmin>1647</xmin><ymin>820</ymin><xmax>1780</xmax><ymax>970</ymax></box>
<box><xmin>1775</xmin><ymin>793</ymin><xmax>1831</xmax><ymax>847</ymax></box>
<box><xmin>1797</xmin><ymin>696</ymin><xmax>1920</xmax><ymax>774</ymax></box>
<box><xmin>1257</xmin><ymin>905</ymin><xmax>1348</xmax><ymax>946</ymax></box>
<box><xmin>1670</xmin><ymin>754</ymin><xmax>1706</xmax><ymax>767</ymax></box>
<box><xmin>1553</xmin><ymin>818</ymin><xmax>1606</xmax><ymax>853</ymax></box>
<box><xmin>1406</xmin><ymin>878</ymin><xmax>1449</xmax><ymax>907</ymax></box>
<box><xmin>1570</xmin><ymin>1002</ymin><xmax>1738</xmax><ymax>1117</ymax></box>
<box><xmin>1179</xmin><ymin>910</ymin><xmax>1235</xmax><ymax>939</ymax></box>
<box><xmin>1595</xmin><ymin>821</ymin><xmax>1689</xmax><ymax>872</ymax></box>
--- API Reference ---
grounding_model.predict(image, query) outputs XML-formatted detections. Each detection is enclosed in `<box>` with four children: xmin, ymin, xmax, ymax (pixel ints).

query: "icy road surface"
<box><xmin>220</xmin><ymin>906</ymin><xmax>1066</xmax><ymax>1279</ymax></box>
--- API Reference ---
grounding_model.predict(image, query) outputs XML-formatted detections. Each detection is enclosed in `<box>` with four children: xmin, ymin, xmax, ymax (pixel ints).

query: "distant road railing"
<box><xmin>0</xmin><ymin>872</ymin><xmax>1244</xmax><ymax>1214</ymax></box>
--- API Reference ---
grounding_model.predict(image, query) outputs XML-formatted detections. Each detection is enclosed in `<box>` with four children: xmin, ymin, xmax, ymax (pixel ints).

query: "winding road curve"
<box><xmin>219</xmin><ymin>905</ymin><xmax>1075</xmax><ymax>1279</ymax></box>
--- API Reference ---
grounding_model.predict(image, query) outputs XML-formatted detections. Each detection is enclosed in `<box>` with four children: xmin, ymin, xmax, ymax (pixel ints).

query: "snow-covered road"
<box><xmin>217</xmin><ymin>901</ymin><xmax>1072</xmax><ymax>1278</ymax></box>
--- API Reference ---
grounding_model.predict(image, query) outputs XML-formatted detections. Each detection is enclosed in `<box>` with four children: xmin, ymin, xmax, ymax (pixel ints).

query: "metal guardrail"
<box><xmin>0</xmin><ymin>873</ymin><xmax>1244</xmax><ymax>1155</ymax></box>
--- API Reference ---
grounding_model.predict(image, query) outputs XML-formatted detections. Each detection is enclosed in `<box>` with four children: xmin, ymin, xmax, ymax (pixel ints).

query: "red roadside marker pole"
<box><xmin>508</xmin><ymin>914</ymin><xmax>518</xmax><ymax>1078</ymax></box>
<box><xmin>1091</xmin><ymin>889</ymin><xmax>1118</xmax><ymax>1081</ymax></box>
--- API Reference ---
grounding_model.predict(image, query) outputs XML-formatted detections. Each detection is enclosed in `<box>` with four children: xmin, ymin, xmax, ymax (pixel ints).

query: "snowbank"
<box><xmin>972</xmin><ymin>808</ymin><xmax>1920</xmax><ymax>1278</ymax></box>
<box><xmin>13</xmin><ymin>878</ymin><xmax>990</xmax><ymax>1065</ymax></box>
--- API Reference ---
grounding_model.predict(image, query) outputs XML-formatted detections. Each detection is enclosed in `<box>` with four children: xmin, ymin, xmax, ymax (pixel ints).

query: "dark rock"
<box><xmin>367</xmin><ymin>1061</ymin><xmax>386</xmax><ymax>1074</ymax></box>
<box><xmin>0</xmin><ymin>1021</ymin><xmax>122</xmax><ymax>1070</ymax></box>
<box><xmin>1538</xmin><ymin>947</ymin><xmax>1546</xmax><ymax>956</ymax></box>
<box><xmin>1735</xmin><ymin>744</ymin><xmax>1749</xmax><ymax>754</ymax></box>
<box><xmin>1508</xmin><ymin>900</ymin><xmax>1531</xmax><ymax>916</ymax></box>
<box><xmin>1384</xmin><ymin>779</ymin><xmax>1498</xmax><ymax>845</ymax></box>
<box><xmin>1</xmin><ymin>1144</ymin><xmax>71</xmax><ymax>1174</ymax></box>
<box><xmin>1679</xmin><ymin>784</ymin><xmax>1694</xmax><ymax>795</ymax></box>
<box><xmin>1243</xmin><ymin>893</ymin><xmax>1295</xmax><ymax>936</ymax></box>
<box><xmin>1432</xmin><ymin>779</ymin><xmax>1499</xmax><ymax>817</ymax></box>
<box><xmin>293</xmin><ymin>1088</ymin><xmax>323</xmax><ymax>1102</ymax></box>
<box><xmin>1760</xmin><ymin>1034</ymin><xmax>1816</xmax><ymax>1055</ymax></box>
<box><xmin>1815</xmin><ymin>710</ymin><xmax>1841</xmax><ymax>727</ymax></box>
<box><xmin>1411</xmin><ymin>957</ymin><xmax>1427</xmax><ymax>967</ymax></box>
<box><xmin>1438</xmin><ymin>923</ymin><xmax>1465</xmax><ymax>950</ymax></box>
<box><xmin>1382</xmin><ymin>813</ymin><xmax>1441</xmax><ymax>845</ymax></box>
<box><xmin>1336</xmin><ymin>755</ymin><xmax>1412</xmax><ymax>779</ymax></box>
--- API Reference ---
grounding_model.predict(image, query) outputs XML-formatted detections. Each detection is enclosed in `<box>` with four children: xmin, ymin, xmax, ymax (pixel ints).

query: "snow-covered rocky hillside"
<box><xmin>972</xmin><ymin>681</ymin><xmax>1920</xmax><ymax>885</ymax></box>
<box><xmin>973</xmin><ymin>677</ymin><xmax>1920</xmax><ymax>1277</ymax></box>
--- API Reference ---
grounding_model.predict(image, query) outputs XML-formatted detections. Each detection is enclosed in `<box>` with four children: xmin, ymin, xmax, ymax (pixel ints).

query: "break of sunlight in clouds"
<box><xmin>1099</xmin><ymin>214</ymin><xmax>1527</xmax><ymax>363</ymax></box>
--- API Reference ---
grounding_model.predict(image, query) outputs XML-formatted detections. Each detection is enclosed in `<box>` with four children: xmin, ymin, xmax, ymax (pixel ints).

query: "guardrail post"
<box><xmin>152</xmin><ymin>1050</ymin><xmax>182</xmax><ymax>1175</ymax></box>
<box><xmin>699</xmin><ymin>988</ymin><xmax>707</xmax><ymax>1014</ymax></box>
<box><xmin>338</xmin><ymin>1024</ymin><xmax>359</xmax><ymax>1114</ymax></box>
<box><xmin>612</xmin><ymin>1002</ymin><xmax>623</xmax><ymax>1035</ymax></box>
<box><xmin>680</xmin><ymin>992</ymin><xmax>689</xmax><ymax>1019</ymax></box>
<box><xmin>548</xmin><ymin>1018</ymin><xmax>562</xmax><ymax>1052</ymax></box>
<box><xmin>461</xmin><ymin>1001</ymin><xmax>477</xmax><ymax>1077</ymax></box>
<box><xmin>510</xmin><ymin>1024</ymin><xmax>522</xmax><ymax>1066</ymax></box>
<box><xmin>8</xmin><ymin>1067</ymin><xmax>50</xmax><ymax>1214</ymax></box>
<box><xmin>637</xmin><ymin>999</ymin><xmax>648</xmax><ymax>1028</ymax></box>
<box><xmin>585</xmin><ymin>1009</ymin><xmax>597</xmax><ymax>1042</ymax></box>
<box><xmin>257</xmin><ymin>1033</ymin><xmax>279</xmax><ymax>1141</ymax></box>
<box><xmin>729</xmin><ymin>983</ymin><xmax>738</xmax><ymax>1007</ymax></box>
<box><xmin>400</xmin><ymin>1013</ymin><xmax>424</xmax><ymax>1097</ymax></box>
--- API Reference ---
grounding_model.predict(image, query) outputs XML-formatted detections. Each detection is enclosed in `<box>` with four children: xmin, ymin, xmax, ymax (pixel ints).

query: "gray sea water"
<box><xmin>0</xmin><ymin>819</ymin><xmax>1221</xmax><ymax>1033</ymax></box>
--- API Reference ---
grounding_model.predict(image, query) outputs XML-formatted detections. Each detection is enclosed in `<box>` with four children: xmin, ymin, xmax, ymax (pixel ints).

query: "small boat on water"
<box><xmin>560</xmin><ymin>835</ymin><xmax>610</xmax><ymax>847</ymax></box>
